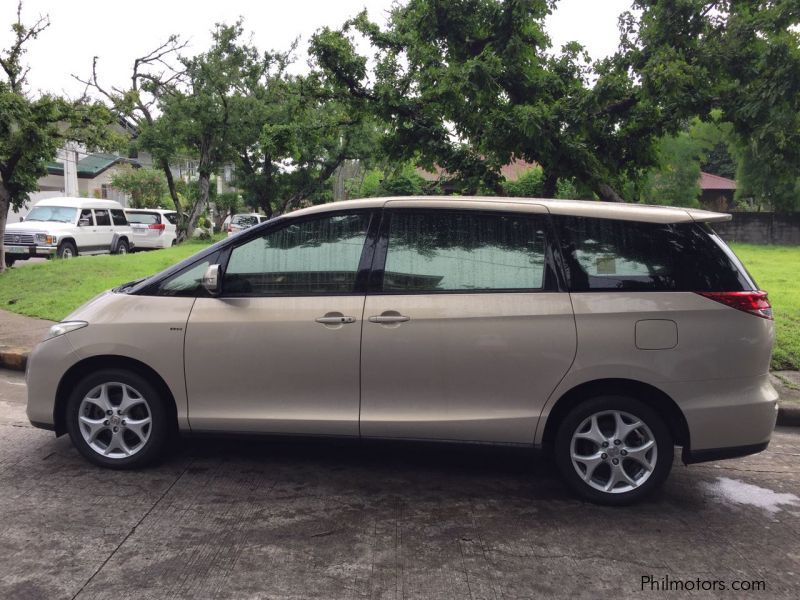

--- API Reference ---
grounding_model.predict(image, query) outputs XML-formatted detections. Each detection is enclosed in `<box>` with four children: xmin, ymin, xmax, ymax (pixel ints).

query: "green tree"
<box><xmin>641</xmin><ymin>132</ymin><xmax>706</xmax><ymax>207</ymax></box>
<box><xmin>109</xmin><ymin>166</ymin><xmax>168</xmax><ymax>208</ymax></box>
<box><xmin>74</xmin><ymin>36</ymin><xmax>187</xmax><ymax>229</ymax></box>
<box><xmin>309</xmin><ymin>0</ymin><xmax>665</xmax><ymax>201</ymax></box>
<box><xmin>158</xmin><ymin>22</ymin><xmax>259</xmax><ymax>234</ymax></box>
<box><xmin>0</xmin><ymin>2</ymin><xmax>120</xmax><ymax>272</ymax></box>
<box><xmin>619</xmin><ymin>0</ymin><xmax>800</xmax><ymax>210</ymax></box>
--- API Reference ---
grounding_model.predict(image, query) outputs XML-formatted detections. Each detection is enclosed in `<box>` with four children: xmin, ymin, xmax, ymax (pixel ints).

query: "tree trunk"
<box><xmin>542</xmin><ymin>172</ymin><xmax>558</xmax><ymax>198</ymax></box>
<box><xmin>159</xmin><ymin>159</ymin><xmax>185</xmax><ymax>237</ymax></box>
<box><xmin>186</xmin><ymin>173</ymin><xmax>210</xmax><ymax>236</ymax></box>
<box><xmin>0</xmin><ymin>184</ymin><xmax>9</xmax><ymax>273</ymax></box>
<box><xmin>596</xmin><ymin>182</ymin><xmax>625</xmax><ymax>203</ymax></box>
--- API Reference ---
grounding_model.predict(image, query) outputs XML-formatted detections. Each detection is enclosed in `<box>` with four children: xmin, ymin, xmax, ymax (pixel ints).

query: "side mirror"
<box><xmin>19</xmin><ymin>216</ymin><xmax>24</xmax><ymax>222</ymax></box>
<box><xmin>202</xmin><ymin>264</ymin><xmax>222</xmax><ymax>296</ymax></box>
<box><xmin>78</xmin><ymin>218</ymin><xmax>91</xmax><ymax>227</ymax></box>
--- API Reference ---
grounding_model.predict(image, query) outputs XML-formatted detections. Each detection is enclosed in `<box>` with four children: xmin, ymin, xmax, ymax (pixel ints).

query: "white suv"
<box><xmin>125</xmin><ymin>209</ymin><xmax>179</xmax><ymax>249</ymax></box>
<box><xmin>4</xmin><ymin>198</ymin><xmax>134</xmax><ymax>266</ymax></box>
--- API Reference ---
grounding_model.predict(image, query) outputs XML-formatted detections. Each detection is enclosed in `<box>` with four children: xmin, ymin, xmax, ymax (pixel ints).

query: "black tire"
<box><xmin>5</xmin><ymin>256</ymin><xmax>15</xmax><ymax>267</ymax></box>
<box><xmin>555</xmin><ymin>395</ymin><xmax>673</xmax><ymax>506</ymax></box>
<box><xmin>65</xmin><ymin>368</ymin><xmax>171</xmax><ymax>469</ymax></box>
<box><xmin>57</xmin><ymin>240</ymin><xmax>77</xmax><ymax>259</ymax></box>
<box><xmin>114</xmin><ymin>238</ymin><xmax>129</xmax><ymax>255</ymax></box>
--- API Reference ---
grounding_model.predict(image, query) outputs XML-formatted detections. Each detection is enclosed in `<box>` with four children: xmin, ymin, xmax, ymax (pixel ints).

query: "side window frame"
<box><xmin>217</xmin><ymin>209</ymin><xmax>380</xmax><ymax>298</ymax></box>
<box><xmin>367</xmin><ymin>208</ymin><xmax>561</xmax><ymax>295</ymax></box>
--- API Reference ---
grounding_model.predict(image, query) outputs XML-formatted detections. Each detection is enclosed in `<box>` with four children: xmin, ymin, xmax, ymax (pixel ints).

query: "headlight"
<box><xmin>44</xmin><ymin>321</ymin><xmax>88</xmax><ymax>341</ymax></box>
<box><xmin>34</xmin><ymin>233</ymin><xmax>56</xmax><ymax>245</ymax></box>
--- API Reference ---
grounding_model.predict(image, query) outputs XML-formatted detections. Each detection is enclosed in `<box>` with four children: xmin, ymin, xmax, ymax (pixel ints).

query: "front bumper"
<box><xmin>6</xmin><ymin>244</ymin><xmax>57</xmax><ymax>259</ymax></box>
<box><xmin>26</xmin><ymin>333</ymin><xmax>79</xmax><ymax>432</ymax></box>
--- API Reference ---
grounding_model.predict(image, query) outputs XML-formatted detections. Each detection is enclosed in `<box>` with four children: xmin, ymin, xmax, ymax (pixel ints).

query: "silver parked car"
<box><xmin>26</xmin><ymin>197</ymin><xmax>777</xmax><ymax>504</ymax></box>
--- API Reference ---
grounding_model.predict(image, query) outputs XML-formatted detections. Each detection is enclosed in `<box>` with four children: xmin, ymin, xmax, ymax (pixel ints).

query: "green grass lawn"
<box><xmin>0</xmin><ymin>238</ymin><xmax>798</xmax><ymax>370</ymax></box>
<box><xmin>0</xmin><ymin>237</ymin><xmax>218</xmax><ymax>322</ymax></box>
<box><xmin>730</xmin><ymin>244</ymin><xmax>800</xmax><ymax>371</ymax></box>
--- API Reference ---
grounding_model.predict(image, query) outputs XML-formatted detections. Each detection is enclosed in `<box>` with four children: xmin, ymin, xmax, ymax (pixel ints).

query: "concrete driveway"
<box><xmin>1</xmin><ymin>368</ymin><xmax>799</xmax><ymax>599</ymax></box>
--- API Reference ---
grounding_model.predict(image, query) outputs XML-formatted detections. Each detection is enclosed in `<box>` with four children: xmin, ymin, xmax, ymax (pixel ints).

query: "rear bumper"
<box><xmin>682</xmin><ymin>441</ymin><xmax>769</xmax><ymax>464</ymax></box>
<box><xmin>661</xmin><ymin>373</ymin><xmax>778</xmax><ymax>464</ymax></box>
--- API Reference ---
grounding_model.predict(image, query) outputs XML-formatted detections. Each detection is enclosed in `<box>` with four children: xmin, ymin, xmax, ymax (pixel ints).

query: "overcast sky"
<box><xmin>3</xmin><ymin>0</ymin><xmax>632</xmax><ymax>98</ymax></box>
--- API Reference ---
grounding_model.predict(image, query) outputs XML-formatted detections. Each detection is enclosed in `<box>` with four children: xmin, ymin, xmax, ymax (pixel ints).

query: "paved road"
<box><xmin>1</xmin><ymin>369</ymin><xmax>799</xmax><ymax>599</ymax></box>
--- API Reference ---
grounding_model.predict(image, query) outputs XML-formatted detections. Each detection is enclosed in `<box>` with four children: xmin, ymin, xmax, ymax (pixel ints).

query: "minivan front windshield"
<box><xmin>24</xmin><ymin>206</ymin><xmax>77</xmax><ymax>223</ymax></box>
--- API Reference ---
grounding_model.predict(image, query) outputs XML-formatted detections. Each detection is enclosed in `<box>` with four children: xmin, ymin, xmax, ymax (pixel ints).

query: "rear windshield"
<box><xmin>127</xmin><ymin>212</ymin><xmax>161</xmax><ymax>225</ymax></box>
<box><xmin>552</xmin><ymin>216</ymin><xmax>754</xmax><ymax>292</ymax></box>
<box><xmin>232</xmin><ymin>215</ymin><xmax>259</xmax><ymax>227</ymax></box>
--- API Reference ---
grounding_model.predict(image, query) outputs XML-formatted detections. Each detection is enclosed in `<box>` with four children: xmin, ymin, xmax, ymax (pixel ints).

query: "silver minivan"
<box><xmin>26</xmin><ymin>197</ymin><xmax>778</xmax><ymax>504</ymax></box>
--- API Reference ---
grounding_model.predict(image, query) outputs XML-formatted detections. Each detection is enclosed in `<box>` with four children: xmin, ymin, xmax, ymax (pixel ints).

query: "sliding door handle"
<box><xmin>315</xmin><ymin>315</ymin><xmax>356</xmax><ymax>324</ymax></box>
<box><xmin>368</xmin><ymin>314</ymin><xmax>410</xmax><ymax>324</ymax></box>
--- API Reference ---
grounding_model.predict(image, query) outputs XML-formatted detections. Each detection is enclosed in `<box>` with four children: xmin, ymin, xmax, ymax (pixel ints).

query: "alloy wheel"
<box><xmin>569</xmin><ymin>409</ymin><xmax>657</xmax><ymax>494</ymax></box>
<box><xmin>78</xmin><ymin>382</ymin><xmax>152</xmax><ymax>458</ymax></box>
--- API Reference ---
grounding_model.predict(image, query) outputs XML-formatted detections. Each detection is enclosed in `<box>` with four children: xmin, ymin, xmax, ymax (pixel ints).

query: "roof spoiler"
<box><xmin>686</xmin><ymin>208</ymin><xmax>732</xmax><ymax>223</ymax></box>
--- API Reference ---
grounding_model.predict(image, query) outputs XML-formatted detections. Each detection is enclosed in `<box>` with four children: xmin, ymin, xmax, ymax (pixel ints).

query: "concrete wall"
<box><xmin>713</xmin><ymin>213</ymin><xmax>800</xmax><ymax>245</ymax></box>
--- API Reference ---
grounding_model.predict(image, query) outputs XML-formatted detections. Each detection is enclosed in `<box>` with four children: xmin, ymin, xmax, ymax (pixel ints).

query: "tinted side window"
<box><xmin>223</xmin><ymin>212</ymin><xmax>370</xmax><ymax>296</ymax></box>
<box><xmin>382</xmin><ymin>211</ymin><xmax>548</xmax><ymax>292</ymax></box>
<box><xmin>94</xmin><ymin>209</ymin><xmax>111</xmax><ymax>226</ymax></box>
<box><xmin>79</xmin><ymin>209</ymin><xmax>94</xmax><ymax>225</ymax></box>
<box><xmin>111</xmin><ymin>209</ymin><xmax>128</xmax><ymax>225</ymax></box>
<box><xmin>164</xmin><ymin>213</ymin><xmax>178</xmax><ymax>225</ymax></box>
<box><xmin>553</xmin><ymin>216</ymin><xmax>752</xmax><ymax>292</ymax></box>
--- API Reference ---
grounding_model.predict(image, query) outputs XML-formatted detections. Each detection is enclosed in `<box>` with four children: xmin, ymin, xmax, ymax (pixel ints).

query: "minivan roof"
<box><xmin>34</xmin><ymin>197</ymin><xmax>124</xmax><ymax>210</ymax></box>
<box><xmin>290</xmin><ymin>196</ymin><xmax>731</xmax><ymax>224</ymax></box>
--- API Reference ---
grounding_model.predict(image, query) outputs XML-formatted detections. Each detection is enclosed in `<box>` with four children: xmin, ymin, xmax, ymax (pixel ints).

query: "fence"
<box><xmin>712</xmin><ymin>212</ymin><xmax>800</xmax><ymax>245</ymax></box>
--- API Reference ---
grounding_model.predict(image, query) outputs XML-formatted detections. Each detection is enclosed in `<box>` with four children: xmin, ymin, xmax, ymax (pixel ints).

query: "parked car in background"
<box><xmin>25</xmin><ymin>197</ymin><xmax>777</xmax><ymax>505</ymax></box>
<box><xmin>4</xmin><ymin>198</ymin><xmax>133</xmax><ymax>266</ymax></box>
<box><xmin>226</xmin><ymin>213</ymin><xmax>267</xmax><ymax>236</ymax></box>
<box><xmin>125</xmin><ymin>209</ymin><xmax>179</xmax><ymax>249</ymax></box>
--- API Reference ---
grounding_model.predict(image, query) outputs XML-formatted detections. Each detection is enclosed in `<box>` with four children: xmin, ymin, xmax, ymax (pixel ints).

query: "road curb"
<box><xmin>0</xmin><ymin>348</ymin><xmax>27</xmax><ymax>372</ymax></box>
<box><xmin>778</xmin><ymin>404</ymin><xmax>800</xmax><ymax>427</ymax></box>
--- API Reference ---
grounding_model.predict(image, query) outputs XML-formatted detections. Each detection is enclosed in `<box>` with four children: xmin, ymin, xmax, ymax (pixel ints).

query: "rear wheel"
<box><xmin>114</xmin><ymin>239</ymin><xmax>129</xmax><ymax>255</ymax></box>
<box><xmin>65</xmin><ymin>369</ymin><xmax>171</xmax><ymax>469</ymax></box>
<box><xmin>57</xmin><ymin>240</ymin><xmax>77</xmax><ymax>259</ymax></box>
<box><xmin>555</xmin><ymin>395</ymin><xmax>673</xmax><ymax>505</ymax></box>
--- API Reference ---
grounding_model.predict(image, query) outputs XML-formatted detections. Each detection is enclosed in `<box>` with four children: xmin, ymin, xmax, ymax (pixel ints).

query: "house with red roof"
<box><xmin>699</xmin><ymin>172</ymin><xmax>737</xmax><ymax>211</ymax></box>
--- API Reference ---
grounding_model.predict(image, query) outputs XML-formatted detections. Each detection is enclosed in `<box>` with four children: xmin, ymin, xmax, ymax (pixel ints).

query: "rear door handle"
<box><xmin>315</xmin><ymin>315</ymin><xmax>356</xmax><ymax>324</ymax></box>
<box><xmin>368</xmin><ymin>315</ymin><xmax>410</xmax><ymax>323</ymax></box>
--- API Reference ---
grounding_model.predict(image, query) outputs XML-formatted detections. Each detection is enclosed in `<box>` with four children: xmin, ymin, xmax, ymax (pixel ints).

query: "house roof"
<box><xmin>46</xmin><ymin>153</ymin><xmax>141</xmax><ymax>179</ymax></box>
<box><xmin>699</xmin><ymin>171</ymin><xmax>736</xmax><ymax>190</ymax></box>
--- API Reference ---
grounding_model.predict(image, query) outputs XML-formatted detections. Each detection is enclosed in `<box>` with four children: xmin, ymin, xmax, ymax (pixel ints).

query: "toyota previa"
<box><xmin>26</xmin><ymin>197</ymin><xmax>778</xmax><ymax>504</ymax></box>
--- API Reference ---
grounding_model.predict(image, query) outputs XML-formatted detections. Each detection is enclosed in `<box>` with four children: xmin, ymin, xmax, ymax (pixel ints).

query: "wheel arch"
<box><xmin>54</xmin><ymin>354</ymin><xmax>178</xmax><ymax>436</ymax></box>
<box><xmin>540</xmin><ymin>378</ymin><xmax>690</xmax><ymax>452</ymax></box>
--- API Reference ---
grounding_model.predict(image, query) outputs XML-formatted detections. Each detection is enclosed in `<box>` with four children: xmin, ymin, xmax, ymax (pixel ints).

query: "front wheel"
<box><xmin>5</xmin><ymin>256</ymin><xmax>15</xmax><ymax>267</ymax></box>
<box><xmin>555</xmin><ymin>395</ymin><xmax>673</xmax><ymax>505</ymax></box>
<box><xmin>65</xmin><ymin>369</ymin><xmax>171</xmax><ymax>469</ymax></box>
<box><xmin>57</xmin><ymin>240</ymin><xmax>77</xmax><ymax>259</ymax></box>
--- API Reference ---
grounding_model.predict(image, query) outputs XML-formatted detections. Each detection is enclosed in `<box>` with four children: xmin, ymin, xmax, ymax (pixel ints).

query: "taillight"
<box><xmin>148</xmin><ymin>223</ymin><xmax>166</xmax><ymax>231</ymax></box>
<box><xmin>697</xmin><ymin>291</ymin><xmax>773</xmax><ymax>319</ymax></box>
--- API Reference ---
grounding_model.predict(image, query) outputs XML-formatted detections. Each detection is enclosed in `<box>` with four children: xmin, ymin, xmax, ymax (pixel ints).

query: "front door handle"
<box><xmin>368</xmin><ymin>314</ymin><xmax>411</xmax><ymax>324</ymax></box>
<box><xmin>315</xmin><ymin>315</ymin><xmax>356</xmax><ymax>324</ymax></box>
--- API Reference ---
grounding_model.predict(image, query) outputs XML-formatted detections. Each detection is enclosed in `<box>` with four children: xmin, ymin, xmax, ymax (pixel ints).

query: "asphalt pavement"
<box><xmin>1</xmin><ymin>368</ymin><xmax>799</xmax><ymax>599</ymax></box>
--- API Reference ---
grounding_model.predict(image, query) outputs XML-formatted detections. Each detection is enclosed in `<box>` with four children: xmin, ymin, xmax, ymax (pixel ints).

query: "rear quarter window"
<box><xmin>111</xmin><ymin>209</ymin><xmax>128</xmax><ymax>226</ymax></box>
<box><xmin>552</xmin><ymin>216</ymin><xmax>753</xmax><ymax>292</ymax></box>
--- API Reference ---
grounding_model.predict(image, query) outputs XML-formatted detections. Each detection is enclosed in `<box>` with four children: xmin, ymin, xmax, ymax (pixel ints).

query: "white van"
<box><xmin>4</xmin><ymin>198</ymin><xmax>134</xmax><ymax>266</ymax></box>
